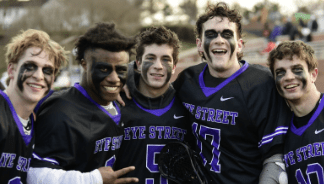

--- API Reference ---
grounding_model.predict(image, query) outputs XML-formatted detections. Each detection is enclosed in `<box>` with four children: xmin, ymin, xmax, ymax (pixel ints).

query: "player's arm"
<box><xmin>259</xmin><ymin>153</ymin><xmax>287</xmax><ymax>184</ymax></box>
<box><xmin>27</xmin><ymin>166</ymin><xmax>138</xmax><ymax>184</ymax></box>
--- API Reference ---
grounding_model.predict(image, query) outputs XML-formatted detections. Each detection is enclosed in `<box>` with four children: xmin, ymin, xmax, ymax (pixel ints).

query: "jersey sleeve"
<box><xmin>31</xmin><ymin>97</ymin><xmax>81</xmax><ymax>170</ymax></box>
<box><xmin>241</xmin><ymin>65</ymin><xmax>291</xmax><ymax>160</ymax></box>
<box><xmin>27</xmin><ymin>167</ymin><xmax>102</xmax><ymax>184</ymax></box>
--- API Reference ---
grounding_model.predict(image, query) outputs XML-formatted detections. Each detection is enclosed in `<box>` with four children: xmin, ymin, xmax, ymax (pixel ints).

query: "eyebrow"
<box><xmin>205</xmin><ymin>29</ymin><xmax>233</xmax><ymax>33</ymax></box>
<box><xmin>24</xmin><ymin>60</ymin><xmax>54</xmax><ymax>68</ymax></box>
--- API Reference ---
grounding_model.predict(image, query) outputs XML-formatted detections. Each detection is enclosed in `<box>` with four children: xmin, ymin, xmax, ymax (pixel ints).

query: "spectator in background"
<box><xmin>283</xmin><ymin>17</ymin><xmax>298</xmax><ymax>40</ymax></box>
<box><xmin>306</xmin><ymin>15</ymin><xmax>318</xmax><ymax>42</ymax></box>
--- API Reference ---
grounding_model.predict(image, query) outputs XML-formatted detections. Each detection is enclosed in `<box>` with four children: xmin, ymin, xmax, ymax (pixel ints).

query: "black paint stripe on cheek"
<box><xmin>91</xmin><ymin>62</ymin><xmax>113</xmax><ymax>94</ymax></box>
<box><xmin>142</xmin><ymin>62</ymin><xmax>153</xmax><ymax>81</ymax></box>
<box><xmin>227</xmin><ymin>37</ymin><xmax>236</xmax><ymax>58</ymax></box>
<box><xmin>17</xmin><ymin>64</ymin><xmax>37</xmax><ymax>92</ymax></box>
<box><xmin>275</xmin><ymin>75</ymin><xmax>284</xmax><ymax>96</ymax></box>
<box><xmin>44</xmin><ymin>75</ymin><xmax>53</xmax><ymax>94</ymax></box>
<box><xmin>204</xmin><ymin>38</ymin><xmax>212</xmax><ymax>62</ymax></box>
<box><xmin>295</xmin><ymin>72</ymin><xmax>307</xmax><ymax>89</ymax></box>
<box><xmin>164</xmin><ymin>63</ymin><xmax>172</xmax><ymax>85</ymax></box>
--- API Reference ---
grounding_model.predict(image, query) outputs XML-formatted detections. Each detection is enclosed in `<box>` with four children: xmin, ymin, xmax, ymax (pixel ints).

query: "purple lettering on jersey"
<box><xmin>230</xmin><ymin>112</ymin><xmax>238</xmax><ymax>125</ymax></box>
<box><xmin>321</xmin><ymin>142</ymin><xmax>324</xmax><ymax>156</ymax></box>
<box><xmin>146</xmin><ymin>179</ymin><xmax>153</xmax><ymax>184</ymax></box>
<box><xmin>195</xmin><ymin>106</ymin><xmax>202</xmax><ymax>120</ymax></box>
<box><xmin>156</xmin><ymin>126</ymin><xmax>164</xmax><ymax>139</ymax></box>
<box><xmin>164</xmin><ymin>126</ymin><xmax>171</xmax><ymax>139</ymax></box>
<box><xmin>314</xmin><ymin>143</ymin><xmax>321</xmax><ymax>156</ymax></box>
<box><xmin>180</xmin><ymin>129</ymin><xmax>187</xmax><ymax>141</ymax></box>
<box><xmin>131</xmin><ymin>127</ymin><xmax>139</xmax><ymax>139</ymax></box>
<box><xmin>183</xmin><ymin>102</ymin><xmax>190</xmax><ymax>109</ymax></box>
<box><xmin>149</xmin><ymin>126</ymin><xmax>156</xmax><ymax>139</ymax></box>
<box><xmin>189</xmin><ymin>104</ymin><xmax>195</xmax><ymax>114</ymax></box>
<box><xmin>307</xmin><ymin>144</ymin><xmax>315</xmax><ymax>158</ymax></box>
<box><xmin>94</xmin><ymin>140</ymin><xmax>101</xmax><ymax>154</ymax></box>
<box><xmin>283</xmin><ymin>154</ymin><xmax>289</xmax><ymax>168</ymax></box>
<box><xmin>288</xmin><ymin>151</ymin><xmax>296</xmax><ymax>166</ymax></box>
<box><xmin>7</xmin><ymin>154</ymin><xmax>16</xmax><ymax>168</ymax></box>
<box><xmin>222</xmin><ymin>111</ymin><xmax>230</xmax><ymax>124</ymax></box>
<box><xmin>16</xmin><ymin>156</ymin><xmax>28</xmax><ymax>172</ymax></box>
<box><xmin>296</xmin><ymin>148</ymin><xmax>302</xmax><ymax>162</ymax></box>
<box><xmin>0</xmin><ymin>153</ymin><xmax>10</xmax><ymax>167</ymax></box>
<box><xmin>300</xmin><ymin>146</ymin><xmax>308</xmax><ymax>161</ymax></box>
<box><xmin>138</xmin><ymin>126</ymin><xmax>146</xmax><ymax>139</ymax></box>
<box><xmin>215</xmin><ymin>109</ymin><xmax>223</xmax><ymax>123</ymax></box>
<box><xmin>171</xmin><ymin>127</ymin><xmax>178</xmax><ymax>139</ymax></box>
<box><xmin>201</xmin><ymin>107</ymin><xmax>208</xmax><ymax>121</ymax></box>
<box><xmin>112</xmin><ymin>137</ymin><xmax>118</xmax><ymax>150</ymax></box>
<box><xmin>104</xmin><ymin>137</ymin><xmax>111</xmax><ymax>151</ymax></box>
<box><xmin>207</xmin><ymin>108</ymin><xmax>215</xmax><ymax>122</ymax></box>
<box><xmin>124</xmin><ymin>127</ymin><xmax>131</xmax><ymax>140</ymax></box>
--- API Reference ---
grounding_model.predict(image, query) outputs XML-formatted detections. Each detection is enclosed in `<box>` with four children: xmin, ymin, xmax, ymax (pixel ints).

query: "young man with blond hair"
<box><xmin>0</xmin><ymin>29</ymin><xmax>69</xmax><ymax>184</ymax></box>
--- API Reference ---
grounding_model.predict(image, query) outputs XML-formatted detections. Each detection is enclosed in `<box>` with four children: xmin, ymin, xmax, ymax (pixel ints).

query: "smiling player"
<box><xmin>114</xmin><ymin>26</ymin><xmax>193</xmax><ymax>184</ymax></box>
<box><xmin>27</xmin><ymin>23</ymin><xmax>139</xmax><ymax>184</ymax></box>
<box><xmin>0</xmin><ymin>29</ymin><xmax>68</xmax><ymax>184</ymax></box>
<box><xmin>173</xmin><ymin>2</ymin><xmax>291</xmax><ymax>183</ymax></box>
<box><xmin>268</xmin><ymin>41</ymin><xmax>323</xmax><ymax>184</ymax></box>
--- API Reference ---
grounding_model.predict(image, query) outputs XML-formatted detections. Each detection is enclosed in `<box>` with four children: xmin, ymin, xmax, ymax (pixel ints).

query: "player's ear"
<box><xmin>237</xmin><ymin>38</ymin><xmax>243</xmax><ymax>53</ymax></box>
<box><xmin>81</xmin><ymin>59</ymin><xmax>87</xmax><ymax>71</ymax></box>
<box><xmin>196</xmin><ymin>38</ymin><xmax>203</xmax><ymax>52</ymax></box>
<box><xmin>311</xmin><ymin>68</ymin><xmax>318</xmax><ymax>83</ymax></box>
<box><xmin>7</xmin><ymin>62</ymin><xmax>16</xmax><ymax>80</ymax></box>
<box><xmin>171</xmin><ymin>62</ymin><xmax>176</xmax><ymax>75</ymax></box>
<box><xmin>135</xmin><ymin>60</ymin><xmax>142</xmax><ymax>72</ymax></box>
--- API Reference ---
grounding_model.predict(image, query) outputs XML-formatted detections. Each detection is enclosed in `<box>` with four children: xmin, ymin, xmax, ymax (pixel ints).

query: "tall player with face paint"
<box><xmin>27</xmin><ymin>23</ymin><xmax>139</xmax><ymax>184</ymax></box>
<box><xmin>0</xmin><ymin>29</ymin><xmax>68</xmax><ymax>184</ymax></box>
<box><xmin>172</xmin><ymin>2</ymin><xmax>291</xmax><ymax>184</ymax></box>
<box><xmin>268</xmin><ymin>41</ymin><xmax>324</xmax><ymax>184</ymax></box>
<box><xmin>114</xmin><ymin>26</ymin><xmax>193</xmax><ymax>184</ymax></box>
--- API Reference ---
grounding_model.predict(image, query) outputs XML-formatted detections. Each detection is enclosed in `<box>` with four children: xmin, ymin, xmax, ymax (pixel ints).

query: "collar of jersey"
<box><xmin>133</xmin><ymin>97</ymin><xmax>175</xmax><ymax>116</ymax></box>
<box><xmin>0</xmin><ymin>90</ymin><xmax>34</xmax><ymax>146</ymax></box>
<box><xmin>199</xmin><ymin>60</ymin><xmax>249</xmax><ymax>97</ymax></box>
<box><xmin>290</xmin><ymin>93</ymin><xmax>324</xmax><ymax>136</ymax></box>
<box><xmin>74</xmin><ymin>83</ymin><xmax>121</xmax><ymax>124</ymax></box>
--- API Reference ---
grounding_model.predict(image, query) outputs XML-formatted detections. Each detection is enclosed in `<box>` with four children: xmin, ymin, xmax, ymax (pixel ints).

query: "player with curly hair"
<box><xmin>172</xmin><ymin>2</ymin><xmax>291</xmax><ymax>183</ymax></box>
<box><xmin>27</xmin><ymin>23</ymin><xmax>139</xmax><ymax>184</ymax></box>
<box><xmin>268</xmin><ymin>41</ymin><xmax>323</xmax><ymax>184</ymax></box>
<box><xmin>0</xmin><ymin>29</ymin><xmax>69</xmax><ymax>184</ymax></box>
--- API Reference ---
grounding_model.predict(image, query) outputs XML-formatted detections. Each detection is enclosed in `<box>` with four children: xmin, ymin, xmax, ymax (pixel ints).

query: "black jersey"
<box><xmin>30</xmin><ymin>83</ymin><xmax>124</xmax><ymax>172</ymax></box>
<box><xmin>173</xmin><ymin>61</ymin><xmax>291</xmax><ymax>183</ymax></box>
<box><xmin>115</xmin><ymin>62</ymin><xmax>193</xmax><ymax>184</ymax></box>
<box><xmin>283</xmin><ymin>94</ymin><xmax>324</xmax><ymax>184</ymax></box>
<box><xmin>0</xmin><ymin>90</ymin><xmax>34</xmax><ymax>184</ymax></box>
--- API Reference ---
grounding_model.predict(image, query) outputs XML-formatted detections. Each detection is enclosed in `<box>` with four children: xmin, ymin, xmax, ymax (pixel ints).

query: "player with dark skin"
<box><xmin>268</xmin><ymin>41</ymin><xmax>323</xmax><ymax>184</ymax></box>
<box><xmin>0</xmin><ymin>29</ymin><xmax>69</xmax><ymax>184</ymax></box>
<box><xmin>28</xmin><ymin>23</ymin><xmax>139</xmax><ymax>184</ymax></box>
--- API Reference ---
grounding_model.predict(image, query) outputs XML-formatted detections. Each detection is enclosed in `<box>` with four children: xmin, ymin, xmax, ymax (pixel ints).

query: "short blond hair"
<box><xmin>5</xmin><ymin>29</ymin><xmax>69</xmax><ymax>74</ymax></box>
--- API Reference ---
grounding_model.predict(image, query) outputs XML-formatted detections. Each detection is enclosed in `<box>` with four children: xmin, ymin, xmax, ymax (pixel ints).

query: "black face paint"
<box><xmin>142</xmin><ymin>60</ymin><xmax>173</xmax><ymax>87</ymax></box>
<box><xmin>91</xmin><ymin>61</ymin><xmax>128</xmax><ymax>94</ymax></box>
<box><xmin>275</xmin><ymin>66</ymin><xmax>308</xmax><ymax>96</ymax></box>
<box><xmin>203</xmin><ymin>29</ymin><xmax>236</xmax><ymax>61</ymax></box>
<box><xmin>17</xmin><ymin>62</ymin><xmax>53</xmax><ymax>93</ymax></box>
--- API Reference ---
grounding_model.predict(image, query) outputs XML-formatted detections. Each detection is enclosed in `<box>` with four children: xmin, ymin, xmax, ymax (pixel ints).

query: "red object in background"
<box><xmin>262</xmin><ymin>42</ymin><xmax>276</xmax><ymax>53</ymax></box>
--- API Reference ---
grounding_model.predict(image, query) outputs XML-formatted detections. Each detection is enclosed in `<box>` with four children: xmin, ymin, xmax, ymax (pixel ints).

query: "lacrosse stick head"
<box><xmin>158</xmin><ymin>142</ymin><xmax>208</xmax><ymax>184</ymax></box>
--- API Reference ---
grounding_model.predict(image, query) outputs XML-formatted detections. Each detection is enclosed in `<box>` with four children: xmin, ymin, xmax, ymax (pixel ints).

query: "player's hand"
<box><xmin>123</xmin><ymin>85</ymin><xmax>131</xmax><ymax>100</ymax></box>
<box><xmin>98</xmin><ymin>166</ymin><xmax>138</xmax><ymax>184</ymax></box>
<box><xmin>116</xmin><ymin>94</ymin><xmax>125</xmax><ymax>106</ymax></box>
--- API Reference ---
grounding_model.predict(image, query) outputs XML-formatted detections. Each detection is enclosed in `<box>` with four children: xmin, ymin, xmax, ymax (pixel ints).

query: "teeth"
<box><xmin>28</xmin><ymin>84</ymin><xmax>42</xmax><ymax>89</ymax></box>
<box><xmin>151</xmin><ymin>74</ymin><xmax>163</xmax><ymax>77</ymax></box>
<box><xmin>285</xmin><ymin>84</ymin><xmax>298</xmax><ymax>89</ymax></box>
<box><xmin>104</xmin><ymin>86</ymin><xmax>117</xmax><ymax>91</ymax></box>
<box><xmin>212</xmin><ymin>49</ymin><xmax>227</xmax><ymax>53</ymax></box>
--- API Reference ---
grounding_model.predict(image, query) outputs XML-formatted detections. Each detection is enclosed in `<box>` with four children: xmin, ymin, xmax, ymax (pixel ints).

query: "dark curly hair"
<box><xmin>268</xmin><ymin>40</ymin><xmax>317</xmax><ymax>75</ymax></box>
<box><xmin>195</xmin><ymin>2</ymin><xmax>244</xmax><ymax>61</ymax></box>
<box><xmin>136</xmin><ymin>26</ymin><xmax>181</xmax><ymax>65</ymax></box>
<box><xmin>75</xmin><ymin>22</ymin><xmax>136</xmax><ymax>64</ymax></box>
